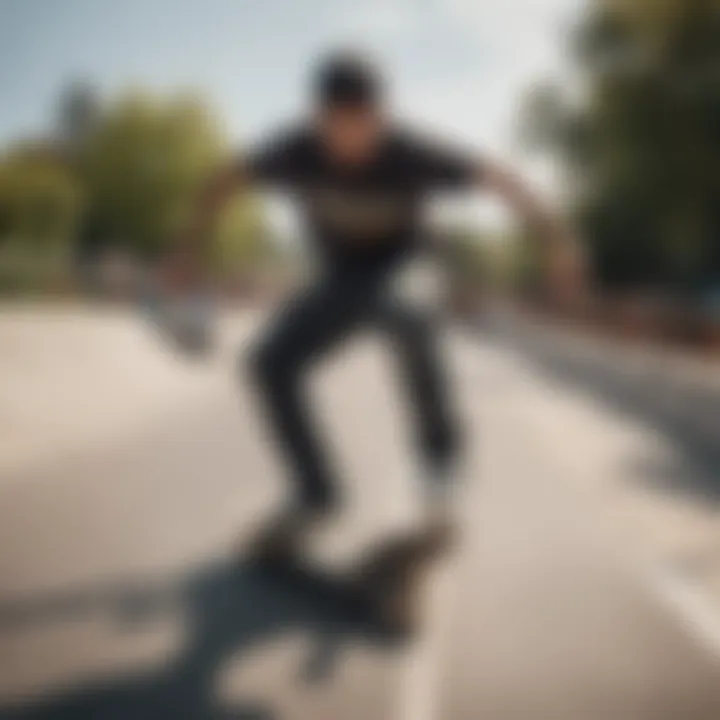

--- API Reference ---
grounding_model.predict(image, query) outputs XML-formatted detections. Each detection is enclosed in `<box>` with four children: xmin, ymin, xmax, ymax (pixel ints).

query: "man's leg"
<box><xmin>377</xmin><ymin>298</ymin><xmax>462</xmax><ymax>508</ymax></box>
<box><xmin>248</xmin><ymin>273</ymin><xmax>378</xmax><ymax>511</ymax></box>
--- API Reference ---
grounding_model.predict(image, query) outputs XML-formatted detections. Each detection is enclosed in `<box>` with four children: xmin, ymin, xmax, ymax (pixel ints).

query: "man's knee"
<box><xmin>390</xmin><ymin>306</ymin><xmax>434</xmax><ymax>350</ymax></box>
<box><xmin>426</xmin><ymin>419</ymin><xmax>465</xmax><ymax>465</ymax></box>
<box><xmin>246</xmin><ymin>337</ymin><xmax>294</xmax><ymax>389</ymax></box>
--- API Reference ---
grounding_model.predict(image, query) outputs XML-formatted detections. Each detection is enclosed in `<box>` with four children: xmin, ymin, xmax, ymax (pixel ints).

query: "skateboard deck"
<box><xmin>245</xmin><ymin>522</ymin><xmax>455</xmax><ymax>639</ymax></box>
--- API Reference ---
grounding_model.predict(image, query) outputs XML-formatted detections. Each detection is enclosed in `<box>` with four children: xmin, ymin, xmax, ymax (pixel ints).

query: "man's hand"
<box><xmin>481</xmin><ymin>159</ymin><xmax>590</xmax><ymax>309</ymax></box>
<box><xmin>158</xmin><ymin>241</ymin><xmax>205</xmax><ymax>296</ymax></box>
<box><xmin>159</xmin><ymin>163</ymin><xmax>244</xmax><ymax>295</ymax></box>
<box><xmin>545</xmin><ymin>234</ymin><xmax>588</xmax><ymax>309</ymax></box>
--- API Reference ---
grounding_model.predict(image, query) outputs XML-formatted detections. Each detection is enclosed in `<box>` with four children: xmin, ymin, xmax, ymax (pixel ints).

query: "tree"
<box><xmin>0</xmin><ymin>145</ymin><xmax>81</xmax><ymax>250</ymax></box>
<box><xmin>81</xmin><ymin>91</ymin><xmax>224</xmax><ymax>258</ymax></box>
<box><xmin>524</xmin><ymin>0</ymin><xmax>720</xmax><ymax>293</ymax></box>
<box><xmin>78</xmin><ymin>90</ymin><xmax>271</xmax><ymax>273</ymax></box>
<box><xmin>214</xmin><ymin>193</ymin><xmax>273</xmax><ymax>273</ymax></box>
<box><xmin>0</xmin><ymin>88</ymin><xmax>272</xmax><ymax>295</ymax></box>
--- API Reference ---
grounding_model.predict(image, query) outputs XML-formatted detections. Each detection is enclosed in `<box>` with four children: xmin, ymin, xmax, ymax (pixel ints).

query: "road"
<box><xmin>1</xmin><ymin>309</ymin><xmax>719</xmax><ymax>719</ymax></box>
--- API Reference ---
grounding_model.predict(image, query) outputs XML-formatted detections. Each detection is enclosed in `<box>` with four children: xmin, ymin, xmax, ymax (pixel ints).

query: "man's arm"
<box><xmin>163</xmin><ymin>162</ymin><xmax>248</xmax><ymax>290</ymax></box>
<box><xmin>171</xmin><ymin>127</ymin><xmax>299</xmax><ymax>281</ymax></box>
<box><xmin>478</xmin><ymin>159</ymin><xmax>587</xmax><ymax>302</ymax></box>
<box><xmin>414</xmin><ymin>135</ymin><xmax>586</xmax><ymax>301</ymax></box>
<box><xmin>181</xmin><ymin>164</ymin><xmax>247</xmax><ymax>257</ymax></box>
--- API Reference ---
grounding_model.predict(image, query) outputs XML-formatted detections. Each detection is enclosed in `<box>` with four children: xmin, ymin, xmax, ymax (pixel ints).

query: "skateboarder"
<box><xmin>171</xmin><ymin>50</ymin><xmax>585</xmax><ymax>561</ymax></box>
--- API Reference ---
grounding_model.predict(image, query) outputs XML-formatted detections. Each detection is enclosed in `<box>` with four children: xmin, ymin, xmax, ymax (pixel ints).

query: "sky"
<box><xmin>0</xmin><ymin>0</ymin><xmax>585</xmax><ymax>228</ymax></box>
<box><xmin>0</xmin><ymin>0</ymin><xmax>584</xmax><ymax>147</ymax></box>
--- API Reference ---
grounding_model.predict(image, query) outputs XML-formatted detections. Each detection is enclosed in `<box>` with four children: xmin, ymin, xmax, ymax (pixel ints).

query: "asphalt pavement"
<box><xmin>1</xmin><ymin>310</ymin><xmax>719</xmax><ymax>719</ymax></box>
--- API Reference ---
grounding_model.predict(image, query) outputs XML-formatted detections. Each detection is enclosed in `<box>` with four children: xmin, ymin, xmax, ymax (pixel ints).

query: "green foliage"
<box><xmin>528</xmin><ymin>0</ymin><xmax>720</xmax><ymax>292</ymax></box>
<box><xmin>213</xmin><ymin>192</ymin><xmax>272</xmax><ymax>272</ymax></box>
<box><xmin>0</xmin><ymin>146</ymin><xmax>81</xmax><ymax>249</ymax></box>
<box><xmin>443</xmin><ymin>228</ymin><xmax>488</xmax><ymax>286</ymax></box>
<box><xmin>0</xmin><ymin>88</ymin><xmax>274</xmax><ymax>295</ymax></box>
<box><xmin>82</xmin><ymin>91</ymin><xmax>228</xmax><ymax>258</ymax></box>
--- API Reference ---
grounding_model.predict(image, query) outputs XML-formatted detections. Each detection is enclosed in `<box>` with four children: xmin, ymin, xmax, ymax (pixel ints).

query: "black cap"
<box><xmin>313</xmin><ymin>51</ymin><xmax>383</xmax><ymax>108</ymax></box>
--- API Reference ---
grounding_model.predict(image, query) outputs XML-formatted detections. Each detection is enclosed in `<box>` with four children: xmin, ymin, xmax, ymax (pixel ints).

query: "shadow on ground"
<box><xmin>0</xmin><ymin>555</ymin><xmax>401</xmax><ymax>720</ymax></box>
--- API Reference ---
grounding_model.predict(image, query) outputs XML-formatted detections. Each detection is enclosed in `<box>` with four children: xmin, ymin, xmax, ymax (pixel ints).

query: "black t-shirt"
<box><xmin>245</xmin><ymin>124</ymin><xmax>480</xmax><ymax>272</ymax></box>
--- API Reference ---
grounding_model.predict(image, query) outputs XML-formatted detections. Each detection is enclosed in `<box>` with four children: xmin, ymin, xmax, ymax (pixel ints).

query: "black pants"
<box><xmin>248</xmin><ymin>268</ymin><xmax>460</xmax><ymax>509</ymax></box>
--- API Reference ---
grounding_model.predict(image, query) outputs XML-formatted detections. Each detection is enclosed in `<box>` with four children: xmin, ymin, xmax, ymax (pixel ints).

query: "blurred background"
<box><xmin>1</xmin><ymin>1</ymin><xmax>720</xmax><ymax>719</ymax></box>
<box><xmin>1</xmin><ymin>0</ymin><xmax>720</xmax><ymax>330</ymax></box>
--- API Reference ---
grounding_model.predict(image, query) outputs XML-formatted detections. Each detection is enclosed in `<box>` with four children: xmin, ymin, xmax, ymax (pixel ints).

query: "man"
<box><xmin>174</xmin><ymin>51</ymin><xmax>585</xmax><ymax>558</ymax></box>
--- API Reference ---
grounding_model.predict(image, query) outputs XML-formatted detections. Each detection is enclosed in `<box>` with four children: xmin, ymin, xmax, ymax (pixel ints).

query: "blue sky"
<box><xmin>0</xmin><ymin>0</ymin><xmax>581</xmax><ymax>150</ymax></box>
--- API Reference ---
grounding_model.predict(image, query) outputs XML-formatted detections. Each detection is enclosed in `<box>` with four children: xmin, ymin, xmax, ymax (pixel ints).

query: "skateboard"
<box><xmin>246</xmin><ymin>518</ymin><xmax>456</xmax><ymax>639</ymax></box>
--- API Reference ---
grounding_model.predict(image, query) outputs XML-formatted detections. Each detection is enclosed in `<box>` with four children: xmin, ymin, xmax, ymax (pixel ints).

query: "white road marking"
<box><xmin>461</xmin><ymin>334</ymin><xmax>720</xmax><ymax>671</ymax></box>
<box><xmin>649</xmin><ymin>565</ymin><xmax>720</xmax><ymax>659</ymax></box>
<box><xmin>396</xmin><ymin>556</ymin><xmax>458</xmax><ymax>720</ymax></box>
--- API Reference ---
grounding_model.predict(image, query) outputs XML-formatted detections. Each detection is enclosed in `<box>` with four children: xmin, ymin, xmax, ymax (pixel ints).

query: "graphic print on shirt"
<box><xmin>307</xmin><ymin>185</ymin><xmax>413</xmax><ymax>244</ymax></box>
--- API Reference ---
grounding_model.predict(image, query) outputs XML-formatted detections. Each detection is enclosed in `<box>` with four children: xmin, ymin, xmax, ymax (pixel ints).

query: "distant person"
<box><xmin>172</xmin><ymin>51</ymin><xmax>585</xmax><ymax>558</ymax></box>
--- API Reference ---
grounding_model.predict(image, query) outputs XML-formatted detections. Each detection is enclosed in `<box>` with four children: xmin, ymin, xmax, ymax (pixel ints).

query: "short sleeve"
<box><xmin>244</xmin><ymin>127</ymin><xmax>307</xmax><ymax>187</ymax></box>
<box><xmin>409</xmin><ymin>133</ymin><xmax>482</xmax><ymax>190</ymax></box>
